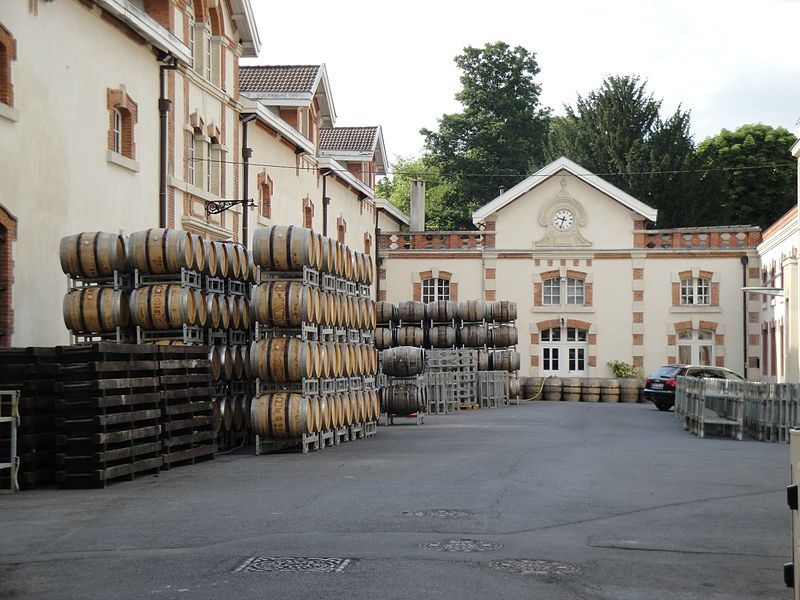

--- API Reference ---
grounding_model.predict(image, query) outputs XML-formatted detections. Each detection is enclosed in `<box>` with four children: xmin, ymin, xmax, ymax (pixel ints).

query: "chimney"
<box><xmin>410</xmin><ymin>180</ymin><xmax>426</xmax><ymax>231</ymax></box>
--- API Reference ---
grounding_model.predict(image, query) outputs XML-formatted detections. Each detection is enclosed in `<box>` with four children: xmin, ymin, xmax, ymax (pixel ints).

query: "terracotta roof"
<box><xmin>319</xmin><ymin>127</ymin><xmax>379</xmax><ymax>152</ymax></box>
<box><xmin>239</xmin><ymin>65</ymin><xmax>321</xmax><ymax>94</ymax></box>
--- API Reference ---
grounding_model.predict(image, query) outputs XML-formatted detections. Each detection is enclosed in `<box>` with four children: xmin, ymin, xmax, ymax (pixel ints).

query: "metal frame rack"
<box><xmin>0</xmin><ymin>390</ymin><xmax>19</xmax><ymax>493</ymax></box>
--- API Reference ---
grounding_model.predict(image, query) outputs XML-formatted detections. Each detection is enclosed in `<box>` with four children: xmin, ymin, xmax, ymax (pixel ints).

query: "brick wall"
<box><xmin>0</xmin><ymin>204</ymin><xmax>17</xmax><ymax>346</ymax></box>
<box><xmin>0</xmin><ymin>25</ymin><xmax>17</xmax><ymax>107</ymax></box>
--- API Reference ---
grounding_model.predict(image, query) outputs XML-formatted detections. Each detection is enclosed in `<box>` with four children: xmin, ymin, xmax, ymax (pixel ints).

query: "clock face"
<box><xmin>552</xmin><ymin>209</ymin><xmax>575</xmax><ymax>231</ymax></box>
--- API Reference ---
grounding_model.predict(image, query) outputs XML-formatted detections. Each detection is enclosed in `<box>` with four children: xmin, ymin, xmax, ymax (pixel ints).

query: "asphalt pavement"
<box><xmin>0</xmin><ymin>402</ymin><xmax>791</xmax><ymax>599</ymax></box>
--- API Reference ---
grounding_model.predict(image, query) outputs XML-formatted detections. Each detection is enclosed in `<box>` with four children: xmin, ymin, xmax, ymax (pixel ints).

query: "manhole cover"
<box><xmin>235</xmin><ymin>557</ymin><xmax>354</xmax><ymax>573</ymax></box>
<box><xmin>490</xmin><ymin>559</ymin><xmax>580</xmax><ymax>576</ymax></box>
<box><xmin>403</xmin><ymin>509</ymin><xmax>473</xmax><ymax>519</ymax></box>
<box><xmin>419</xmin><ymin>539</ymin><xmax>502</xmax><ymax>552</ymax></box>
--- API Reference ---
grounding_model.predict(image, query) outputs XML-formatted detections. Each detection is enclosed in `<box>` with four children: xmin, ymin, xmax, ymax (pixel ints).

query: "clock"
<box><xmin>552</xmin><ymin>208</ymin><xmax>575</xmax><ymax>231</ymax></box>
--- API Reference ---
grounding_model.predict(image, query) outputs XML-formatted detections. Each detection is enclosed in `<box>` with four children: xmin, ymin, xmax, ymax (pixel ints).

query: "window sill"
<box><xmin>669</xmin><ymin>305</ymin><xmax>722</xmax><ymax>313</ymax></box>
<box><xmin>533</xmin><ymin>305</ymin><xmax>595</xmax><ymax>313</ymax></box>
<box><xmin>106</xmin><ymin>151</ymin><xmax>140</xmax><ymax>172</ymax></box>
<box><xmin>0</xmin><ymin>103</ymin><xmax>20</xmax><ymax>123</ymax></box>
<box><xmin>167</xmin><ymin>176</ymin><xmax>226</xmax><ymax>206</ymax></box>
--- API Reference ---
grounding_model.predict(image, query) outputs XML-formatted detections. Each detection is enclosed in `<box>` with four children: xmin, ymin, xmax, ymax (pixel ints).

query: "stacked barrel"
<box><xmin>248</xmin><ymin>225</ymin><xmax>379</xmax><ymax>452</ymax></box>
<box><xmin>380</xmin><ymin>346</ymin><xmax>426</xmax><ymax>424</ymax></box>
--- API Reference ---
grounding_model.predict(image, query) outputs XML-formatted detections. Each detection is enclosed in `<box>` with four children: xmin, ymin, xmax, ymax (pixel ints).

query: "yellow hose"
<box><xmin>525</xmin><ymin>375</ymin><xmax>549</xmax><ymax>401</ymax></box>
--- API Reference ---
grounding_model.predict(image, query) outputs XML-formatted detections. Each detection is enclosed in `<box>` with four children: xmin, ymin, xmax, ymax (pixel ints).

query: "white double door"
<box><xmin>540</xmin><ymin>327</ymin><xmax>588</xmax><ymax>377</ymax></box>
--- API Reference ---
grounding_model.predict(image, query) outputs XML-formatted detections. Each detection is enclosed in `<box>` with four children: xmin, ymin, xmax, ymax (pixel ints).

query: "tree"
<box><xmin>546</xmin><ymin>75</ymin><xmax>701</xmax><ymax>227</ymax></box>
<box><xmin>374</xmin><ymin>156</ymin><xmax>457</xmax><ymax>230</ymax></box>
<box><xmin>696</xmin><ymin>124</ymin><xmax>797</xmax><ymax>229</ymax></box>
<box><xmin>421</xmin><ymin>42</ymin><xmax>550</xmax><ymax>229</ymax></box>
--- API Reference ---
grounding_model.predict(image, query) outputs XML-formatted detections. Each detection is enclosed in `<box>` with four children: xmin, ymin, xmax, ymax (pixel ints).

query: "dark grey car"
<box><xmin>643</xmin><ymin>364</ymin><xmax>746</xmax><ymax>411</ymax></box>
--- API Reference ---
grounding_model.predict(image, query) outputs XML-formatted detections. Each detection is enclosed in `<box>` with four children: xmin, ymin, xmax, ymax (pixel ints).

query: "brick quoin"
<box><xmin>530</xmin><ymin>355</ymin><xmax>539</xmax><ymax>367</ymax></box>
<box><xmin>484</xmin><ymin>268</ymin><xmax>496</xmax><ymax>279</ymax></box>
<box><xmin>699</xmin><ymin>320</ymin><xmax>718</xmax><ymax>331</ymax></box>
<box><xmin>585</xmin><ymin>283</ymin><xmax>593</xmax><ymax>307</ymax></box>
<box><xmin>633</xmin><ymin>268</ymin><xmax>644</xmax><ymax>280</ymax></box>
<box><xmin>588</xmin><ymin>356</ymin><xmax>597</xmax><ymax>367</ymax></box>
<box><xmin>377</xmin><ymin>290</ymin><xmax>386</xmax><ymax>301</ymax></box>
<box><xmin>588</xmin><ymin>334</ymin><xmax>597</xmax><ymax>345</ymax></box>
<box><xmin>633</xmin><ymin>356</ymin><xmax>644</xmax><ymax>368</ymax></box>
<box><xmin>633</xmin><ymin>289</ymin><xmax>644</xmax><ymax>302</ymax></box>
<box><xmin>633</xmin><ymin>334</ymin><xmax>643</xmax><ymax>345</ymax></box>
<box><xmin>0</xmin><ymin>25</ymin><xmax>17</xmax><ymax>107</ymax></box>
<box><xmin>530</xmin><ymin>333</ymin><xmax>539</xmax><ymax>345</ymax></box>
<box><xmin>671</xmin><ymin>283</ymin><xmax>680</xmax><ymax>306</ymax></box>
<box><xmin>450</xmin><ymin>282</ymin><xmax>458</xmax><ymax>301</ymax></box>
<box><xmin>484</xmin><ymin>289</ymin><xmax>496</xmax><ymax>301</ymax></box>
<box><xmin>715</xmin><ymin>356</ymin><xmax>725</xmax><ymax>367</ymax></box>
<box><xmin>412</xmin><ymin>283</ymin><xmax>421</xmax><ymax>301</ymax></box>
<box><xmin>533</xmin><ymin>282</ymin><xmax>542</xmax><ymax>307</ymax></box>
<box><xmin>632</xmin><ymin>312</ymin><xmax>644</xmax><ymax>324</ymax></box>
<box><xmin>0</xmin><ymin>204</ymin><xmax>17</xmax><ymax>346</ymax></box>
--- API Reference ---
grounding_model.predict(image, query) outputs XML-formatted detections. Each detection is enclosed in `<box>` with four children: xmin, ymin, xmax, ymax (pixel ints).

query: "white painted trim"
<box><xmin>375</xmin><ymin>199</ymin><xmax>410</xmax><ymax>225</ymax></box>
<box><xmin>241</xmin><ymin>98</ymin><xmax>316</xmax><ymax>156</ymax></box>
<box><xmin>317</xmin><ymin>156</ymin><xmax>374</xmax><ymax>200</ymax></box>
<box><xmin>106</xmin><ymin>150</ymin><xmax>140</xmax><ymax>173</ymax></box>
<box><xmin>472</xmin><ymin>156</ymin><xmax>658</xmax><ymax>224</ymax></box>
<box><xmin>229</xmin><ymin>0</ymin><xmax>261</xmax><ymax>57</ymax></box>
<box><xmin>94</xmin><ymin>0</ymin><xmax>192</xmax><ymax>65</ymax></box>
<box><xmin>181</xmin><ymin>214</ymin><xmax>232</xmax><ymax>240</ymax></box>
<box><xmin>0</xmin><ymin>103</ymin><xmax>20</xmax><ymax>123</ymax></box>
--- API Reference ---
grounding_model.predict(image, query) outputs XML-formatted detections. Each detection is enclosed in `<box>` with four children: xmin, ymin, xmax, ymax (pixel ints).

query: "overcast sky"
<box><xmin>244</xmin><ymin>0</ymin><xmax>800</xmax><ymax>167</ymax></box>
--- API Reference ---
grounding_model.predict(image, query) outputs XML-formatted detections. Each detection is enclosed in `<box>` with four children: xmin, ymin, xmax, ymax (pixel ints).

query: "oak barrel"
<box><xmin>203</xmin><ymin>239</ymin><xmax>218</xmax><ymax>277</ymax></box>
<box><xmin>376</xmin><ymin>301</ymin><xmax>399</xmax><ymax>324</ymax></box>
<box><xmin>375</xmin><ymin>327</ymin><xmax>394</xmax><ymax>350</ymax></box>
<box><xmin>543</xmin><ymin>376</ymin><xmax>562</xmax><ymax>401</ymax></box>
<box><xmin>59</xmin><ymin>232</ymin><xmax>127</xmax><ymax>278</ymax></box>
<box><xmin>427</xmin><ymin>300</ymin><xmax>458</xmax><ymax>322</ymax></box>
<box><xmin>477</xmin><ymin>349</ymin><xmax>491</xmax><ymax>371</ymax></box>
<box><xmin>219</xmin><ymin>396</ymin><xmax>234</xmax><ymax>432</ymax></box>
<box><xmin>193</xmin><ymin>289</ymin><xmax>208</xmax><ymax>327</ymax></box>
<box><xmin>381</xmin><ymin>346</ymin><xmax>425</xmax><ymax>376</ymax></box>
<box><xmin>249</xmin><ymin>338</ymin><xmax>316</xmax><ymax>382</ymax></box>
<box><xmin>562</xmin><ymin>377</ymin><xmax>582</xmax><ymax>402</ymax></box>
<box><xmin>206</xmin><ymin>293</ymin><xmax>221</xmax><ymax>329</ymax></box>
<box><xmin>190</xmin><ymin>233</ymin><xmax>206</xmax><ymax>273</ymax></box>
<box><xmin>490</xmin><ymin>350</ymin><xmax>520</xmax><ymax>372</ymax></box>
<box><xmin>620</xmin><ymin>378</ymin><xmax>641</xmax><ymax>403</ymax></box>
<box><xmin>396</xmin><ymin>326</ymin><xmax>424</xmax><ymax>347</ymax></box>
<box><xmin>460</xmin><ymin>324</ymin><xmax>488</xmax><ymax>348</ymax></box>
<box><xmin>508</xmin><ymin>377</ymin><xmax>521</xmax><ymax>399</ymax></box>
<box><xmin>429</xmin><ymin>325</ymin><xmax>456</xmax><ymax>348</ymax></box>
<box><xmin>582</xmin><ymin>378</ymin><xmax>601</xmax><ymax>402</ymax></box>
<box><xmin>458</xmin><ymin>300</ymin><xmax>486</xmax><ymax>323</ymax></box>
<box><xmin>252</xmin><ymin>225</ymin><xmax>315</xmax><ymax>271</ymax></box>
<box><xmin>225</xmin><ymin>242</ymin><xmax>241</xmax><ymax>280</ymax></box>
<box><xmin>251</xmin><ymin>281</ymin><xmax>314</xmax><ymax>327</ymax></box>
<box><xmin>208</xmin><ymin>346</ymin><xmax>222</xmax><ymax>381</ymax></box>
<box><xmin>219</xmin><ymin>345</ymin><xmax>234</xmax><ymax>381</ymax></box>
<box><xmin>318</xmin><ymin>395</ymin><xmax>333</xmax><ymax>431</ymax></box>
<box><xmin>490</xmin><ymin>300</ymin><xmax>517</xmax><ymax>323</ymax></box>
<box><xmin>397</xmin><ymin>300</ymin><xmax>426</xmax><ymax>323</ymax></box>
<box><xmin>63</xmin><ymin>288</ymin><xmax>130</xmax><ymax>333</ymax></box>
<box><xmin>384</xmin><ymin>384</ymin><xmax>423</xmax><ymax>415</ymax></box>
<box><xmin>251</xmin><ymin>393</ymin><xmax>316</xmax><ymax>438</ymax></box>
<box><xmin>600</xmin><ymin>378</ymin><xmax>620</xmax><ymax>403</ymax></box>
<box><xmin>231</xmin><ymin>394</ymin><xmax>245</xmax><ymax>431</ymax></box>
<box><xmin>490</xmin><ymin>325</ymin><xmax>518</xmax><ymax>347</ymax></box>
<box><xmin>213</xmin><ymin>242</ymin><xmax>229</xmax><ymax>279</ymax></box>
<box><xmin>129</xmin><ymin>284</ymin><xmax>196</xmax><ymax>329</ymax></box>
<box><xmin>128</xmin><ymin>228</ymin><xmax>194</xmax><ymax>274</ymax></box>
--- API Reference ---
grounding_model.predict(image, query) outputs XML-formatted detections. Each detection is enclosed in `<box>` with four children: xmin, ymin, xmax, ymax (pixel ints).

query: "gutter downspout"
<box><xmin>374</xmin><ymin>206</ymin><xmax>382</xmax><ymax>301</ymax></box>
<box><xmin>741</xmin><ymin>254</ymin><xmax>749</xmax><ymax>379</ymax></box>
<box><xmin>321</xmin><ymin>168</ymin><xmax>332</xmax><ymax>236</ymax></box>
<box><xmin>158</xmin><ymin>53</ymin><xmax>178</xmax><ymax>228</ymax></box>
<box><xmin>240</xmin><ymin>113</ymin><xmax>256</xmax><ymax>248</ymax></box>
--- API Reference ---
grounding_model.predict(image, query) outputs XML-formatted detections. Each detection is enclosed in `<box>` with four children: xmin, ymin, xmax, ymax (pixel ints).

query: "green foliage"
<box><xmin>421</xmin><ymin>41</ymin><xmax>550</xmax><ymax>229</ymax></box>
<box><xmin>546</xmin><ymin>75</ymin><xmax>700</xmax><ymax>227</ymax></box>
<box><xmin>696</xmin><ymin>124</ymin><xmax>797</xmax><ymax>229</ymax></box>
<box><xmin>607</xmin><ymin>360</ymin><xmax>641</xmax><ymax>379</ymax></box>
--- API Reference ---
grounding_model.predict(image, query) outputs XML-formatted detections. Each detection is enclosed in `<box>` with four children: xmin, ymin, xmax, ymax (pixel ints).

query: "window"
<box><xmin>543</xmin><ymin>278</ymin><xmax>560</xmax><ymax>305</ymax></box>
<box><xmin>187</xmin><ymin>140</ymin><xmax>195</xmax><ymax>185</ymax></box>
<box><xmin>540</xmin><ymin>326</ymin><xmax>588</xmax><ymax>376</ymax></box>
<box><xmin>0</xmin><ymin>25</ymin><xmax>16</xmax><ymax>108</ymax></box>
<box><xmin>205</xmin><ymin>142</ymin><xmax>212</xmax><ymax>192</ymax></box>
<box><xmin>680</xmin><ymin>277</ymin><xmax>710</xmax><ymax>305</ymax></box>
<box><xmin>112</xmin><ymin>109</ymin><xmax>122</xmax><ymax>154</ymax></box>
<box><xmin>677</xmin><ymin>329</ymin><xmax>713</xmax><ymax>365</ymax></box>
<box><xmin>566</xmin><ymin>278</ymin><xmax>584</xmax><ymax>305</ymax></box>
<box><xmin>422</xmin><ymin>278</ymin><xmax>450</xmax><ymax>303</ymax></box>
<box><xmin>187</xmin><ymin>13</ymin><xmax>196</xmax><ymax>69</ymax></box>
<box><xmin>205</xmin><ymin>34</ymin><xmax>212</xmax><ymax>81</ymax></box>
<box><xmin>259</xmin><ymin>175</ymin><xmax>272</xmax><ymax>218</ymax></box>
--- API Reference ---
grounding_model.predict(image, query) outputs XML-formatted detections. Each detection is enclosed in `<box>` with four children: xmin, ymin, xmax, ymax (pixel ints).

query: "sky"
<box><xmin>243</xmin><ymin>0</ymin><xmax>800</xmax><ymax>167</ymax></box>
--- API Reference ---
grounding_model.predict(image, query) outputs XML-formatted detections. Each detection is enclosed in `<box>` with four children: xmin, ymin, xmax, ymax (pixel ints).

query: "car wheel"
<box><xmin>654</xmin><ymin>399</ymin><xmax>672</xmax><ymax>412</ymax></box>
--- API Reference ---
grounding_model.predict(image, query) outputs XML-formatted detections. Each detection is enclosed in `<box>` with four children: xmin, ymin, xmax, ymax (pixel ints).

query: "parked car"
<box><xmin>643</xmin><ymin>364</ymin><xmax>746</xmax><ymax>411</ymax></box>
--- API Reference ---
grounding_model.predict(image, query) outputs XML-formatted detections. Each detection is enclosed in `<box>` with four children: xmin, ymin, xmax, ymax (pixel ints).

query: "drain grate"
<box><xmin>419</xmin><ymin>539</ymin><xmax>502</xmax><ymax>552</ymax></box>
<box><xmin>403</xmin><ymin>509</ymin><xmax>474</xmax><ymax>519</ymax></box>
<box><xmin>235</xmin><ymin>557</ymin><xmax>354</xmax><ymax>573</ymax></box>
<box><xmin>490</xmin><ymin>559</ymin><xmax>580</xmax><ymax>576</ymax></box>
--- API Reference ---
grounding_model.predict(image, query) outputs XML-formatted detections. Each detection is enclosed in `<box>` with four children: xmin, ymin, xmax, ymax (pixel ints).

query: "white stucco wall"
<box><xmin>0</xmin><ymin>1</ymin><xmax>161</xmax><ymax>346</ymax></box>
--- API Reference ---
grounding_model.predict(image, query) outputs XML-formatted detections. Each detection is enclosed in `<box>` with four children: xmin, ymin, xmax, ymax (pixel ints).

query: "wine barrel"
<box><xmin>477</xmin><ymin>349</ymin><xmax>491</xmax><ymax>371</ymax></box>
<box><xmin>366</xmin><ymin>299</ymin><xmax>377</xmax><ymax>330</ymax></box>
<box><xmin>397</xmin><ymin>300</ymin><xmax>425</xmax><ymax>323</ymax></box>
<box><xmin>364</xmin><ymin>254</ymin><xmax>374</xmax><ymax>286</ymax></box>
<box><xmin>458</xmin><ymin>300</ymin><xmax>486</xmax><ymax>323</ymax></box>
<box><xmin>563</xmin><ymin>377</ymin><xmax>582</xmax><ymax>402</ymax></box>
<box><xmin>59</xmin><ymin>232</ymin><xmax>127</xmax><ymax>278</ymax></box>
<box><xmin>129</xmin><ymin>284</ymin><xmax>196</xmax><ymax>329</ymax></box>
<box><xmin>350</xmin><ymin>391</ymin><xmax>362</xmax><ymax>424</ymax></box>
<box><xmin>376</xmin><ymin>301</ymin><xmax>399</xmax><ymax>324</ymax></box>
<box><xmin>190</xmin><ymin>233</ymin><xmax>206</xmax><ymax>274</ymax></box>
<box><xmin>203</xmin><ymin>239</ymin><xmax>218</xmax><ymax>277</ymax></box>
<box><xmin>342</xmin><ymin>245</ymin><xmax>354</xmax><ymax>281</ymax></box>
<box><xmin>318</xmin><ymin>395</ymin><xmax>333</xmax><ymax>431</ymax></box>
<box><xmin>490</xmin><ymin>350</ymin><xmax>520</xmax><ymax>372</ymax></box>
<box><xmin>490</xmin><ymin>325</ymin><xmax>518</xmax><ymax>347</ymax></box>
<box><xmin>460</xmin><ymin>324</ymin><xmax>488</xmax><ymax>348</ymax></box>
<box><xmin>208</xmin><ymin>346</ymin><xmax>222</xmax><ymax>381</ymax></box>
<box><xmin>310</xmin><ymin>396</ymin><xmax>322</xmax><ymax>433</ymax></box>
<box><xmin>193</xmin><ymin>289</ymin><xmax>207</xmax><ymax>327</ymax></box>
<box><xmin>219</xmin><ymin>396</ymin><xmax>234</xmax><ymax>432</ymax></box>
<box><xmin>490</xmin><ymin>300</ymin><xmax>517</xmax><ymax>323</ymax></box>
<box><xmin>213</xmin><ymin>242</ymin><xmax>229</xmax><ymax>279</ymax></box>
<box><xmin>369</xmin><ymin>346</ymin><xmax>379</xmax><ymax>375</ymax></box>
<box><xmin>334</xmin><ymin>393</ymin><xmax>346</xmax><ymax>428</ymax></box>
<box><xmin>508</xmin><ymin>377</ymin><xmax>521</xmax><ymax>399</ymax></box>
<box><xmin>226</xmin><ymin>295</ymin><xmax>240</xmax><ymax>330</ymax></box>
<box><xmin>427</xmin><ymin>300</ymin><xmax>458</xmax><ymax>323</ymax></box>
<box><xmin>384</xmin><ymin>384</ymin><xmax>423</xmax><ymax>416</ymax></box>
<box><xmin>318</xmin><ymin>342</ymin><xmax>332</xmax><ymax>379</ymax></box>
<box><xmin>251</xmin><ymin>393</ymin><xmax>316</xmax><ymax>438</ymax></box>
<box><xmin>543</xmin><ymin>376</ymin><xmax>562</xmax><ymax>401</ymax></box>
<box><xmin>351</xmin><ymin>297</ymin><xmax>363</xmax><ymax>330</ymax></box>
<box><xmin>352</xmin><ymin>252</ymin><xmax>365</xmax><ymax>284</ymax></box>
<box><xmin>524</xmin><ymin>376</ymin><xmax>545</xmax><ymax>400</ymax></box>
<box><xmin>206</xmin><ymin>293</ymin><xmax>221</xmax><ymax>329</ymax></box>
<box><xmin>236</xmin><ymin>245</ymin><xmax>249</xmax><ymax>281</ymax></box>
<box><xmin>225</xmin><ymin>242</ymin><xmax>241</xmax><ymax>280</ymax></box>
<box><xmin>396</xmin><ymin>326</ymin><xmax>424</xmax><ymax>347</ymax></box>
<box><xmin>241</xmin><ymin>395</ymin><xmax>253</xmax><ymax>431</ymax></box>
<box><xmin>319</xmin><ymin>235</ymin><xmax>336</xmax><ymax>274</ymax></box>
<box><xmin>250</xmin><ymin>338</ymin><xmax>316</xmax><ymax>382</ymax></box>
<box><xmin>239</xmin><ymin>345</ymin><xmax>251</xmax><ymax>379</ymax></box>
<box><xmin>370</xmin><ymin>389</ymin><xmax>381</xmax><ymax>420</ymax></box>
<box><xmin>218</xmin><ymin>345</ymin><xmax>234</xmax><ymax>381</ymax></box>
<box><xmin>375</xmin><ymin>327</ymin><xmax>393</xmax><ymax>350</ymax></box>
<box><xmin>239</xmin><ymin>296</ymin><xmax>250</xmax><ymax>330</ymax></box>
<box><xmin>232</xmin><ymin>346</ymin><xmax>245</xmax><ymax>380</ymax></box>
<box><xmin>381</xmin><ymin>346</ymin><xmax>425</xmax><ymax>377</ymax></box>
<box><xmin>63</xmin><ymin>288</ymin><xmax>130</xmax><ymax>333</ymax></box>
<box><xmin>581</xmin><ymin>378</ymin><xmax>601</xmax><ymax>402</ymax></box>
<box><xmin>252</xmin><ymin>225</ymin><xmax>317</xmax><ymax>271</ymax></box>
<box><xmin>231</xmin><ymin>394</ymin><xmax>245</xmax><ymax>431</ymax></box>
<box><xmin>251</xmin><ymin>281</ymin><xmax>314</xmax><ymax>327</ymax></box>
<box><xmin>128</xmin><ymin>228</ymin><xmax>194</xmax><ymax>274</ymax></box>
<box><xmin>620</xmin><ymin>378</ymin><xmax>641</xmax><ymax>403</ymax></box>
<box><xmin>313</xmin><ymin>234</ymin><xmax>324</xmax><ymax>271</ymax></box>
<box><xmin>429</xmin><ymin>325</ymin><xmax>456</xmax><ymax>348</ymax></box>
<box><xmin>601</xmin><ymin>378</ymin><xmax>620</xmax><ymax>403</ymax></box>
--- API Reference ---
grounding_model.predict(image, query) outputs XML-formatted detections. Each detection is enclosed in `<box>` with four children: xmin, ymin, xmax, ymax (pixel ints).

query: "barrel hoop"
<box><xmin>285</xmin><ymin>225</ymin><xmax>294</xmax><ymax>269</ymax></box>
<box><xmin>146</xmin><ymin>284</ymin><xmax>156</xmax><ymax>329</ymax></box>
<box><xmin>266</xmin><ymin>394</ymin><xmax>273</xmax><ymax>437</ymax></box>
<box><xmin>76</xmin><ymin>288</ymin><xmax>87</xmax><ymax>332</ymax></box>
<box><xmin>91</xmin><ymin>232</ymin><xmax>101</xmax><ymax>277</ymax></box>
<box><xmin>268</xmin><ymin>225</ymin><xmax>277</xmax><ymax>270</ymax></box>
<box><xmin>266</xmin><ymin>284</ymin><xmax>273</xmax><ymax>326</ymax></box>
<box><xmin>283</xmin><ymin>338</ymin><xmax>291</xmax><ymax>381</ymax></box>
<box><xmin>73</xmin><ymin>233</ymin><xmax>85</xmax><ymax>277</ymax></box>
<box><xmin>284</xmin><ymin>282</ymin><xmax>291</xmax><ymax>326</ymax></box>
<box><xmin>95</xmin><ymin>286</ymin><xmax>104</xmax><ymax>329</ymax></box>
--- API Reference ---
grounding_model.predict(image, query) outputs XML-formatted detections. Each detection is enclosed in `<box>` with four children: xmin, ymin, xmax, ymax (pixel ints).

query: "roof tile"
<box><xmin>239</xmin><ymin>65</ymin><xmax>321</xmax><ymax>94</ymax></box>
<box><xmin>319</xmin><ymin>127</ymin><xmax>379</xmax><ymax>153</ymax></box>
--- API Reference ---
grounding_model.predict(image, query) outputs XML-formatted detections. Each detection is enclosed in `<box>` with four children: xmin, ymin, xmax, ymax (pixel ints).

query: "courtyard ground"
<box><xmin>0</xmin><ymin>402</ymin><xmax>791</xmax><ymax>599</ymax></box>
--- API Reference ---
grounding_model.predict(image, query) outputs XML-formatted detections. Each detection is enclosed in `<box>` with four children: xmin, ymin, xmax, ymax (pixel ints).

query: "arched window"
<box><xmin>258</xmin><ymin>173</ymin><xmax>273</xmax><ymax>219</ymax></box>
<box><xmin>677</xmin><ymin>329</ymin><xmax>713</xmax><ymax>365</ymax></box>
<box><xmin>422</xmin><ymin>278</ymin><xmax>450</xmax><ymax>303</ymax></box>
<box><xmin>540</xmin><ymin>274</ymin><xmax>585</xmax><ymax>306</ymax></box>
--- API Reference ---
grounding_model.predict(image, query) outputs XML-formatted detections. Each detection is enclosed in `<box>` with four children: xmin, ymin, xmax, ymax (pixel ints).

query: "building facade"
<box><xmin>380</xmin><ymin>158</ymin><xmax>764</xmax><ymax>380</ymax></box>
